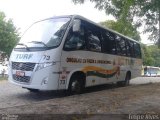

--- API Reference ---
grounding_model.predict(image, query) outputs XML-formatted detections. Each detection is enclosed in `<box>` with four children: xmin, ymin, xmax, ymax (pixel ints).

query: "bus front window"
<box><xmin>16</xmin><ymin>17</ymin><xmax>70</xmax><ymax>49</ymax></box>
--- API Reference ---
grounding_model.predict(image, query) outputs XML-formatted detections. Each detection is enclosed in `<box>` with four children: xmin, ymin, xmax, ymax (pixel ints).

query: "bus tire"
<box><xmin>68</xmin><ymin>74</ymin><xmax>85</xmax><ymax>94</ymax></box>
<box><xmin>125</xmin><ymin>73</ymin><xmax>131</xmax><ymax>86</ymax></box>
<box><xmin>117</xmin><ymin>72</ymin><xmax>131</xmax><ymax>87</ymax></box>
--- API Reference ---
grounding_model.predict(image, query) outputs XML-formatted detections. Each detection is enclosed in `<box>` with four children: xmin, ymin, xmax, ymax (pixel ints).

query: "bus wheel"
<box><xmin>117</xmin><ymin>72</ymin><xmax>131</xmax><ymax>87</ymax></box>
<box><xmin>69</xmin><ymin>75</ymin><xmax>85</xmax><ymax>94</ymax></box>
<box><xmin>125</xmin><ymin>73</ymin><xmax>131</xmax><ymax>86</ymax></box>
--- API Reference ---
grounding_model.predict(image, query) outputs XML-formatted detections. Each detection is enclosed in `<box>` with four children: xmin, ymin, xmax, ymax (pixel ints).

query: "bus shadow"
<box><xmin>15</xmin><ymin>90</ymin><xmax>67</xmax><ymax>102</ymax></box>
<box><xmin>84</xmin><ymin>83</ymin><xmax>119</xmax><ymax>94</ymax></box>
<box><xmin>16</xmin><ymin>84</ymin><xmax>122</xmax><ymax>101</ymax></box>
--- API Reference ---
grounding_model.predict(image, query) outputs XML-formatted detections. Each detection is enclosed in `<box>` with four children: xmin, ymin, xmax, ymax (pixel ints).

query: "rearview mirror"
<box><xmin>73</xmin><ymin>19</ymin><xmax>81</xmax><ymax>32</ymax></box>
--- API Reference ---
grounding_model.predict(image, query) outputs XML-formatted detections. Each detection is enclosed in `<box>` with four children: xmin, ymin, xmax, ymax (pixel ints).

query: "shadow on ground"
<box><xmin>15</xmin><ymin>83</ymin><xmax>123</xmax><ymax>102</ymax></box>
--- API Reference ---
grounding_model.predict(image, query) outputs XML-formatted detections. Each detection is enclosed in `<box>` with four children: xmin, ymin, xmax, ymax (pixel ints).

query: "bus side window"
<box><xmin>115</xmin><ymin>35</ymin><xmax>126</xmax><ymax>56</ymax></box>
<box><xmin>102</xmin><ymin>31</ymin><xmax>116</xmax><ymax>55</ymax></box>
<box><xmin>134</xmin><ymin>42</ymin><xmax>141</xmax><ymax>58</ymax></box>
<box><xmin>126</xmin><ymin>41</ymin><xmax>135</xmax><ymax>57</ymax></box>
<box><xmin>63</xmin><ymin>27</ymin><xmax>85</xmax><ymax>51</ymax></box>
<box><xmin>83</xmin><ymin>22</ymin><xmax>102</xmax><ymax>52</ymax></box>
<box><xmin>126</xmin><ymin>41</ymin><xmax>131</xmax><ymax>57</ymax></box>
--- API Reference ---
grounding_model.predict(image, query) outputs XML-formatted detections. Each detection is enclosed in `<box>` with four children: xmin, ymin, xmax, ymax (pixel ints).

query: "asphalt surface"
<box><xmin>0</xmin><ymin>77</ymin><xmax>159</xmax><ymax>109</ymax></box>
<box><xmin>130</xmin><ymin>76</ymin><xmax>160</xmax><ymax>84</ymax></box>
<box><xmin>0</xmin><ymin>81</ymin><xmax>66</xmax><ymax>109</ymax></box>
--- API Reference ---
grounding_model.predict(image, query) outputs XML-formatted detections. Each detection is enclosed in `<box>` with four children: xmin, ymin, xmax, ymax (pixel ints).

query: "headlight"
<box><xmin>35</xmin><ymin>62</ymin><xmax>56</xmax><ymax>71</ymax></box>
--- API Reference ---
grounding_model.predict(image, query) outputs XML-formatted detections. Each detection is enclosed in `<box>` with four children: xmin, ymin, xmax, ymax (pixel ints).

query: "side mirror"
<box><xmin>73</xmin><ymin>19</ymin><xmax>81</xmax><ymax>32</ymax></box>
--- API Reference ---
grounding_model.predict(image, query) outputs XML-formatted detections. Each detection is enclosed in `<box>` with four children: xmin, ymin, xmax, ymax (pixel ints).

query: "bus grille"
<box><xmin>13</xmin><ymin>75</ymin><xmax>31</xmax><ymax>83</ymax></box>
<box><xmin>12</xmin><ymin>62</ymin><xmax>36</xmax><ymax>71</ymax></box>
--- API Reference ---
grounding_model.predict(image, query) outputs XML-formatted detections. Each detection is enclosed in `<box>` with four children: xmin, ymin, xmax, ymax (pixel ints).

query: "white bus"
<box><xmin>8</xmin><ymin>15</ymin><xmax>142</xmax><ymax>93</ymax></box>
<box><xmin>144</xmin><ymin>66</ymin><xmax>160</xmax><ymax>77</ymax></box>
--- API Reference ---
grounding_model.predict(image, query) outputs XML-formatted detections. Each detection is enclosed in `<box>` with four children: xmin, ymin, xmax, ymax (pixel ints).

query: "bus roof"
<box><xmin>41</xmin><ymin>15</ymin><xmax>140</xmax><ymax>44</ymax></box>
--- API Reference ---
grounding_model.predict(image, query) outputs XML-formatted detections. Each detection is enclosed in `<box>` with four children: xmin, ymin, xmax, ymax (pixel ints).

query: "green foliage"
<box><xmin>147</xmin><ymin>45</ymin><xmax>160</xmax><ymax>66</ymax></box>
<box><xmin>73</xmin><ymin>0</ymin><xmax>160</xmax><ymax>46</ymax></box>
<box><xmin>142</xmin><ymin>44</ymin><xmax>160</xmax><ymax>66</ymax></box>
<box><xmin>0</xmin><ymin>11</ymin><xmax>19</xmax><ymax>56</ymax></box>
<box><xmin>0</xmin><ymin>76</ymin><xmax>7</xmax><ymax>81</ymax></box>
<box><xmin>142</xmin><ymin>45</ymin><xmax>154</xmax><ymax>66</ymax></box>
<box><xmin>134</xmin><ymin>0</ymin><xmax>160</xmax><ymax>45</ymax></box>
<box><xmin>99</xmin><ymin>20</ymin><xmax>141</xmax><ymax>41</ymax></box>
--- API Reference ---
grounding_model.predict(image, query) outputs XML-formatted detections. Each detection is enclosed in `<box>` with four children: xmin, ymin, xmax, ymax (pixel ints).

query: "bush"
<box><xmin>0</xmin><ymin>76</ymin><xmax>7</xmax><ymax>81</ymax></box>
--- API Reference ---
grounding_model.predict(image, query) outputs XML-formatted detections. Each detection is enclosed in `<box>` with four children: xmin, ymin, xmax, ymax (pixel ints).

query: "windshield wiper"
<box><xmin>30</xmin><ymin>41</ymin><xmax>49</xmax><ymax>48</ymax></box>
<box><xmin>17</xmin><ymin>43</ymin><xmax>30</xmax><ymax>50</ymax></box>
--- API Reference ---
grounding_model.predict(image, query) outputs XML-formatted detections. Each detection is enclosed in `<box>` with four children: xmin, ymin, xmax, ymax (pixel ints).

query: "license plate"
<box><xmin>16</xmin><ymin>71</ymin><xmax>25</xmax><ymax>77</ymax></box>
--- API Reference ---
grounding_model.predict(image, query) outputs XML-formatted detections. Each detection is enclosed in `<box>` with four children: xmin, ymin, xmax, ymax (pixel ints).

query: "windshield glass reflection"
<box><xmin>17</xmin><ymin>17</ymin><xmax>70</xmax><ymax>49</ymax></box>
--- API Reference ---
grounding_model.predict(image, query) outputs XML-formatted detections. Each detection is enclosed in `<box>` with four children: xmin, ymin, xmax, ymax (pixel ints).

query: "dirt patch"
<box><xmin>0</xmin><ymin>83</ymin><xmax>160</xmax><ymax>115</ymax></box>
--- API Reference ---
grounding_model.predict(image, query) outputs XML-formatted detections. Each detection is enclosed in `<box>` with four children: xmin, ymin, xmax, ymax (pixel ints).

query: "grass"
<box><xmin>0</xmin><ymin>76</ymin><xmax>7</xmax><ymax>81</ymax></box>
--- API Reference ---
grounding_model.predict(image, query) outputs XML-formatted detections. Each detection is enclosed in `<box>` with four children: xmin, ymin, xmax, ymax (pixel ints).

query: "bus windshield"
<box><xmin>17</xmin><ymin>17</ymin><xmax>70</xmax><ymax>49</ymax></box>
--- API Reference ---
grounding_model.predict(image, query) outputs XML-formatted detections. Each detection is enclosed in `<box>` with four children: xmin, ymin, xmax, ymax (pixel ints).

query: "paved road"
<box><xmin>0</xmin><ymin>81</ymin><xmax>65</xmax><ymax>109</ymax></box>
<box><xmin>130</xmin><ymin>77</ymin><xmax>160</xmax><ymax>84</ymax></box>
<box><xmin>0</xmin><ymin>77</ymin><xmax>159</xmax><ymax>109</ymax></box>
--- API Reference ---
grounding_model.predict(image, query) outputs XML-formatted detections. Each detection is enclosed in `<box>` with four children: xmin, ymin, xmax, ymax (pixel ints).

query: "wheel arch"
<box><xmin>66</xmin><ymin>71</ymin><xmax>86</xmax><ymax>89</ymax></box>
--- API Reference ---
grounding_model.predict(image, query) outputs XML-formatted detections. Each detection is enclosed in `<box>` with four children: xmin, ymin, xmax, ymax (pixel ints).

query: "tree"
<box><xmin>73</xmin><ymin>0</ymin><xmax>160</xmax><ymax>46</ymax></box>
<box><xmin>99</xmin><ymin>20</ymin><xmax>141</xmax><ymax>41</ymax></box>
<box><xmin>147</xmin><ymin>45</ymin><xmax>160</xmax><ymax>66</ymax></box>
<box><xmin>142</xmin><ymin>44</ymin><xmax>160</xmax><ymax>66</ymax></box>
<box><xmin>0</xmin><ymin>11</ymin><xmax>19</xmax><ymax>56</ymax></box>
<box><xmin>141</xmin><ymin>44</ymin><xmax>154</xmax><ymax>66</ymax></box>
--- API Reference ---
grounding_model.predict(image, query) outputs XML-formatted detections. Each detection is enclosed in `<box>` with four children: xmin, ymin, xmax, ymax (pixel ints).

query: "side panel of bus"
<box><xmin>59</xmin><ymin>19</ymin><xmax>125</xmax><ymax>90</ymax></box>
<box><xmin>58</xmin><ymin>18</ymin><xmax>142</xmax><ymax>90</ymax></box>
